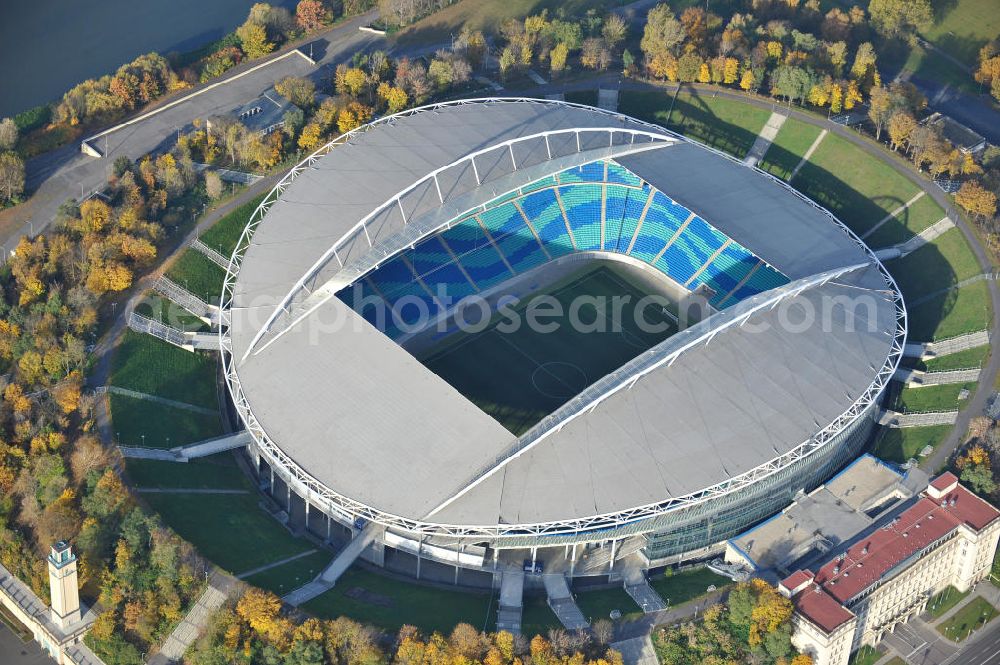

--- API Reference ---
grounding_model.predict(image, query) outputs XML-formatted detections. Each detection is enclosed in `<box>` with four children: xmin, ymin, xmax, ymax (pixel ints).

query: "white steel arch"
<box><xmin>218</xmin><ymin>98</ymin><xmax>907</xmax><ymax>541</ymax></box>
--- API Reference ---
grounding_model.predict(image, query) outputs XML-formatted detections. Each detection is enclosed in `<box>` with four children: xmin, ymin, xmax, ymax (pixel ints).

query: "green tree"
<box><xmin>237</xmin><ymin>22</ymin><xmax>274</xmax><ymax>59</ymax></box>
<box><xmin>868</xmin><ymin>0</ymin><xmax>933</xmax><ymax>38</ymax></box>
<box><xmin>641</xmin><ymin>4</ymin><xmax>686</xmax><ymax>65</ymax></box>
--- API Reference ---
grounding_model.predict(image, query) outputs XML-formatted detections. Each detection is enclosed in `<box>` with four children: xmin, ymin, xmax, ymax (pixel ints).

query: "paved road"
<box><xmin>948</xmin><ymin>623</ymin><xmax>1000</xmax><ymax>664</ymax></box>
<box><xmin>0</xmin><ymin>621</ymin><xmax>53</xmax><ymax>665</ymax></box>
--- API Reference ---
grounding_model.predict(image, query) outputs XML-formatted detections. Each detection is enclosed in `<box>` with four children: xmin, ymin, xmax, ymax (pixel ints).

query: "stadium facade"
<box><xmin>220</xmin><ymin>99</ymin><xmax>906</xmax><ymax>585</ymax></box>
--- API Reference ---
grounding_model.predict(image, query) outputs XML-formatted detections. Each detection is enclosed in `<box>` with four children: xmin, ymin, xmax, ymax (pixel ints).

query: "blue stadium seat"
<box><xmin>520</xmin><ymin>175</ymin><xmax>557</xmax><ymax>195</ymax></box>
<box><xmin>520</xmin><ymin>189</ymin><xmax>574</xmax><ymax>257</ymax></box>
<box><xmin>558</xmin><ymin>162</ymin><xmax>605</xmax><ymax>183</ymax></box>
<box><xmin>604</xmin><ymin>184</ymin><xmax>649</xmax><ymax>253</ymax></box>
<box><xmin>700</xmin><ymin>245</ymin><xmax>759</xmax><ymax>307</ymax></box>
<box><xmin>406</xmin><ymin>237</ymin><xmax>477</xmax><ymax>302</ymax></box>
<box><xmin>365</xmin><ymin>255</ymin><xmax>440</xmax><ymax>326</ymax></box>
<box><xmin>337</xmin><ymin>279</ymin><xmax>403</xmax><ymax>340</ymax></box>
<box><xmin>558</xmin><ymin>185</ymin><xmax>602</xmax><ymax>251</ymax></box>
<box><xmin>606</xmin><ymin>161</ymin><xmax>644</xmax><ymax>187</ymax></box>
<box><xmin>629</xmin><ymin>192</ymin><xmax>686</xmax><ymax>263</ymax></box>
<box><xmin>478</xmin><ymin>203</ymin><xmax>549</xmax><ymax>274</ymax></box>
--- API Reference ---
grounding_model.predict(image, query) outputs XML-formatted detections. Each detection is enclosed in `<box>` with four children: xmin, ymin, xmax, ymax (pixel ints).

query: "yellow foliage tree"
<box><xmin>697</xmin><ymin>62</ymin><xmax>711</xmax><ymax>83</ymax></box>
<box><xmin>739</xmin><ymin>68</ymin><xmax>755</xmax><ymax>91</ymax></box>
<box><xmin>297</xmin><ymin>123</ymin><xmax>322</xmax><ymax>151</ymax></box>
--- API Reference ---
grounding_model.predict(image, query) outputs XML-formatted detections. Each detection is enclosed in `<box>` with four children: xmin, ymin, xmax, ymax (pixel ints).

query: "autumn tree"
<box><xmin>295</xmin><ymin>0</ymin><xmax>331</xmax><ymax>32</ymax></box>
<box><xmin>955</xmin><ymin>181</ymin><xmax>998</xmax><ymax>220</ymax></box>
<box><xmin>550</xmin><ymin>42</ymin><xmax>569</xmax><ymax>76</ymax></box>
<box><xmin>237</xmin><ymin>22</ymin><xmax>274</xmax><ymax>59</ymax></box>
<box><xmin>602</xmin><ymin>14</ymin><xmax>627</xmax><ymax>52</ymax></box>
<box><xmin>275</xmin><ymin>76</ymin><xmax>316</xmax><ymax>109</ymax></box>
<box><xmin>0</xmin><ymin>118</ymin><xmax>17</xmax><ymax>151</ymax></box>
<box><xmin>641</xmin><ymin>4</ymin><xmax>686</xmax><ymax>71</ymax></box>
<box><xmin>869</xmin><ymin>0</ymin><xmax>933</xmax><ymax>38</ymax></box>
<box><xmin>887</xmin><ymin>111</ymin><xmax>916</xmax><ymax>152</ymax></box>
<box><xmin>0</xmin><ymin>152</ymin><xmax>25</xmax><ymax>202</ymax></box>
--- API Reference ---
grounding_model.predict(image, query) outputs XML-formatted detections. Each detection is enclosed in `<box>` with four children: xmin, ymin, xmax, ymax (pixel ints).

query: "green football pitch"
<box><xmin>418</xmin><ymin>264</ymin><xmax>677</xmax><ymax>434</ymax></box>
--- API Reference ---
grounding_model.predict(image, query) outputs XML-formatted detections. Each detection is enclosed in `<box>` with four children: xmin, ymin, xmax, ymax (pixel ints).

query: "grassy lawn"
<box><xmin>848</xmin><ymin>645</ymin><xmax>882</xmax><ymax>665</ymax></box>
<box><xmin>921</xmin><ymin>0</ymin><xmax>1000</xmax><ymax>66</ymax></box>
<box><xmin>759</xmin><ymin>118</ymin><xmax>823</xmax><ymax>181</ymax></box>
<box><xmin>887</xmin><ymin>228</ymin><xmax>982</xmax><ymax>301</ymax></box>
<box><xmin>392</xmin><ymin>0</ymin><xmax>636</xmax><ymax>47</ymax></box>
<box><xmin>575</xmin><ymin>586</ymin><xmax>642</xmax><ymax>624</ymax></box>
<box><xmin>165</xmin><ymin>250</ymin><xmax>227</xmax><ymax>304</ymax></box>
<box><xmin>920</xmin><ymin>345</ymin><xmax>991</xmax><ymax>372</ymax></box>
<box><xmin>244</xmin><ymin>550</ymin><xmax>332</xmax><ymax>596</ymax></box>
<box><xmin>200</xmin><ymin>193</ymin><xmax>267</xmax><ymax>259</ymax></box>
<box><xmin>110</xmin><ymin>330</ymin><xmax>219</xmax><ymax>407</ymax></box>
<box><xmin>895</xmin><ymin>382</ymin><xmax>975</xmax><ymax>414</ymax></box>
<box><xmin>110</xmin><ymin>394</ymin><xmax>222</xmax><ymax>448</ymax></box>
<box><xmin>618</xmin><ymin>90</ymin><xmax>772</xmax><ymax>158</ymax></box>
<box><xmin>564</xmin><ymin>89</ymin><xmax>599</xmax><ymax>106</ymax></box>
<box><xmin>649</xmin><ymin>567</ymin><xmax>729</xmax><ymax>607</ymax></box>
<box><xmin>865</xmin><ymin>194</ymin><xmax>948</xmax><ymax>249</ymax></box>
<box><xmin>518</xmin><ymin>595</ymin><xmax>561</xmax><ymax>638</ymax></box>
<box><xmin>927</xmin><ymin>586</ymin><xmax>971</xmax><ymax>619</ymax></box>
<box><xmin>791</xmin><ymin>132</ymin><xmax>922</xmax><ymax>236</ymax></box>
<box><xmin>124</xmin><ymin>454</ymin><xmax>249</xmax><ymax>490</ymax></box>
<box><xmin>938</xmin><ymin>596</ymin><xmax>998</xmax><ymax>641</ymax></box>
<box><xmin>907</xmin><ymin>281</ymin><xmax>991</xmax><ymax>342</ymax></box>
<box><xmin>900</xmin><ymin>44</ymin><xmax>979</xmax><ymax>93</ymax></box>
<box><xmin>134</xmin><ymin>293</ymin><xmax>209</xmax><ymax>332</ymax></box>
<box><xmin>303</xmin><ymin>566</ymin><xmax>494</xmax><ymax>634</ymax></box>
<box><xmin>873</xmin><ymin>425</ymin><xmax>952</xmax><ymax>463</ymax></box>
<box><xmin>419</xmin><ymin>264</ymin><xmax>675</xmax><ymax>435</ymax></box>
<box><xmin>142</xmin><ymin>491</ymin><xmax>314</xmax><ymax>574</ymax></box>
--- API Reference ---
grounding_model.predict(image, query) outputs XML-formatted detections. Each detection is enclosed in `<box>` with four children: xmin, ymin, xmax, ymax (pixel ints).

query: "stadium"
<box><xmin>220</xmin><ymin>98</ymin><xmax>906</xmax><ymax>588</ymax></box>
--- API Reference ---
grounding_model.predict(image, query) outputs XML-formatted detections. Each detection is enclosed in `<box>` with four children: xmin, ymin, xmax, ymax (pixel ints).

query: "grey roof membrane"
<box><xmin>228</xmin><ymin>100</ymin><xmax>898</xmax><ymax>527</ymax></box>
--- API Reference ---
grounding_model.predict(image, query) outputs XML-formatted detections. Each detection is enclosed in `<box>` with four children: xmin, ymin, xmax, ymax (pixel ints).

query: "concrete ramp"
<box><xmin>623</xmin><ymin>569</ymin><xmax>667</xmax><ymax>613</ymax></box>
<box><xmin>119</xmin><ymin>431</ymin><xmax>250</xmax><ymax>462</ymax></box>
<box><xmin>744</xmin><ymin>111</ymin><xmax>787</xmax><ymax>167</ymax></box>
<box><xmin>119</xmin><ymin>446</ymin><xmax>184</xmax><ymax>462</ymax></box>
<box><xmin>176</xmin><ymin>431</ymin><xmax>252</xmax><ymax>459</ymax></box>
<box><xmin>611</xmin><ymin>636</ymin><xmax>658</xmax><ymax>665</ymax></box>
<box><xmin>284</xmin><ymin>523</ymin><xmax>383</xmax><ymax>606</ymax></box>
<box><xmin>597</xmin><ymin>88</ymin><xmax>619</xmax><ymax>112</ymax></box>
<box><xmin>497</xmin><ymin>568</ymin><xmax>525</xmax><ymax>634</ymax></box>
<box><xmin>878</xmin><ymin>409</ymin><xmax>958</xmax><ymax>427</ymax></box>
<box><xmin>543</xmin><ymin>573</ymin><xmax>588</xmax><ymax>630</ymax></box>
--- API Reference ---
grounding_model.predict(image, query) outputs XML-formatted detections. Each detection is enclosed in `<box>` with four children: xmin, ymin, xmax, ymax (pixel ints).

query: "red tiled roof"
<box><xmin>930</xmin><ymin>472</ymin><xmax>959</xmax><ymax>492</ymax></box>
<box><xmin>810</xmin><ymin>483</ymin><xmax>999</xmax><ymax>604</ymax></box>
<box><xmin>781</xmin><ymin>570</ymin><xmax>814</xmax><ymax>592</ymax></box>
<box><xmin>792</xmin><ymin>585</ymin><xmax>855</xmax><ymax>633</ymax></box>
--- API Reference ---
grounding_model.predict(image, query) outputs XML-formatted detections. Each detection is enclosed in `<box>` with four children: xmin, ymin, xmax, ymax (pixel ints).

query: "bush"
<box><xmin>13</xmin><ymin>105</ymin><xmax>51</xmax><ymax>134</ymax></box>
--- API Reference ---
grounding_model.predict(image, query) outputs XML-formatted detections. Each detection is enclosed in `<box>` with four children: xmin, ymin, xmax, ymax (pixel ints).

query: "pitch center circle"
<box><xmin>532</xmin><ymin>362</ymin><xmax>589</xmax><ymax>400</ymax></box>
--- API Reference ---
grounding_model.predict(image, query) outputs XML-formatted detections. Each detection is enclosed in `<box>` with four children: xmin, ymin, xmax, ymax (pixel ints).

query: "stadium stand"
<box><xmin>558</xmin><ymin>185</ymin><xmax>602</xmax><ymax>251</ymax></box>
<box><xmin>341</xmin><ymin>159</ymin><xmax>792</xmax><ymax>337</ymax></box>
<box><xmin>519</xmin><ymin>190</ymin><xmax>575</xmax><ymax>257</ymax></box>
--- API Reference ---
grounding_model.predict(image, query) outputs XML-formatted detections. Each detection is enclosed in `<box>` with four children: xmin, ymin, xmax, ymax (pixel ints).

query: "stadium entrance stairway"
<box><xmin>497</xmin><ymin>568</ymin><xmax>525</xmax><ymax>634</ymax></box>
<box><xmin>283</xmin><ymin>523</ymin><xmax>385</xmax><ymax>607</ymax></box>
<box><xmin>902</xmin><ymin>331</ymin><xmax>990</xmax><ymax>360</ymax></box>
<box><xmin>893</xmin><ymin>367</ymin><xmax>981</xmax><ymax>386</ymax></box>
<box><xmin>118</xmin><ymin>430</ymin><xmax>252</xmax><ymax>462</ymax></box>
<box><xmin>543</xmin><ymin>573</ymin><xmax>589</xmax><ymax>630</ymax></box>
<box><xmin>623</xmin><ymin>569</ymin><xmax>668</xmax><ymax>613</ymax></box>
<box><xmin>878</xmin><ymin>409</ymin><xmax>958</xmax><ymax>427</ymax></box>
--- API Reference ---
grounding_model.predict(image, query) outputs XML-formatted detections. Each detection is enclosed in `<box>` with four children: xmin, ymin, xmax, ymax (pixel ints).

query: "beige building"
<box><xmin>777</xmin><ymin>473</ymin><xmax>1000</xmax><ymax>665</ymax></box>
<box><xmin>0</xmin><ymin>541</ymin><xmax>101</xmax><ymax>664</ymax></box>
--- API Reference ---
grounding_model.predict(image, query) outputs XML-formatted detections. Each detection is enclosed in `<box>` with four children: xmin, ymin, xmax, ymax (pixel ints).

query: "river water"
<box><xmin>0</xmin><ymin>0</ymin><xmax>297</xmax><ymax>118</ymax></box>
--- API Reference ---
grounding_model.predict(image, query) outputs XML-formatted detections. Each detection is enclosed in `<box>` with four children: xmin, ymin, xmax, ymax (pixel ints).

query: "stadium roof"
<box><xmin>225</xmin><ymin>99</ymin><xmax>903</xmax><ymax>534</ymax></box>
